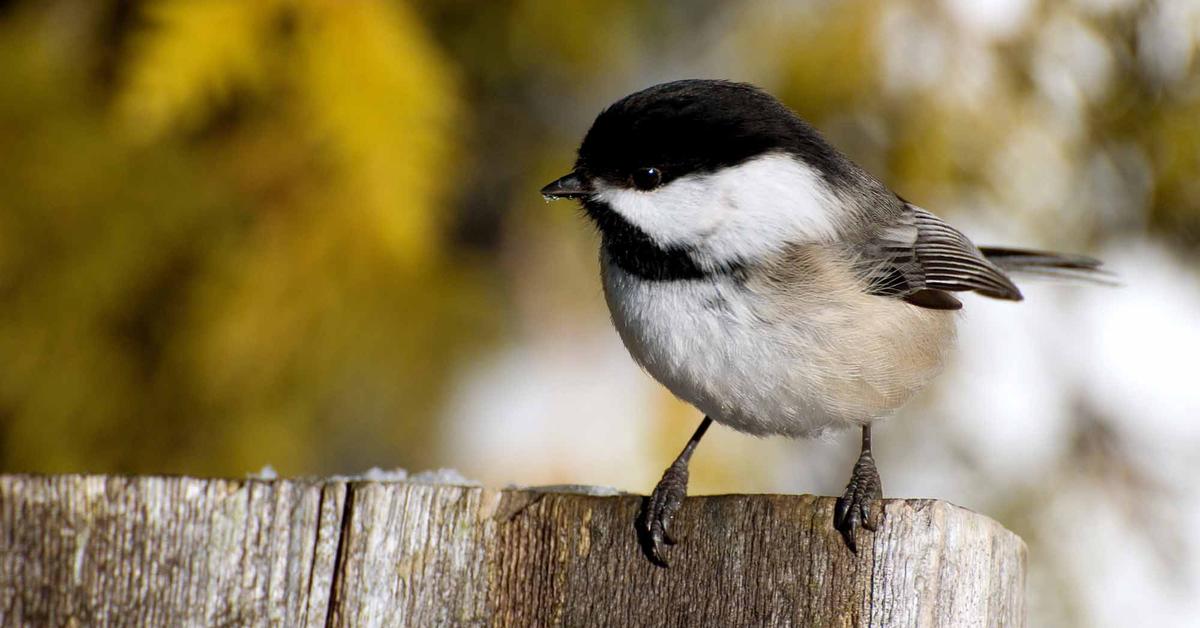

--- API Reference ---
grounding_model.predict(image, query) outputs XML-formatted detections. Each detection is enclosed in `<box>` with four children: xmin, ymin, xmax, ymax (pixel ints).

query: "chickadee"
<box><xmin>541</xmin><ymin>79</ymin><xmax>1105</xmax><ymax>563</ymax></box>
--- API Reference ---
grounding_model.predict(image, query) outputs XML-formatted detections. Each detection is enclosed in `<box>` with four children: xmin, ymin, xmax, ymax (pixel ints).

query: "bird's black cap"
<box><xmin>574</xmin><ymin>79</ymin><xmax>851</xmax><ymax>188</ymax></box>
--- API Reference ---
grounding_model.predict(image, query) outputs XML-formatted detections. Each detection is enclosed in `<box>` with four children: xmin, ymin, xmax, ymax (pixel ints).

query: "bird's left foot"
<box><xmin>834</xmin><ymin>444</ymin><xmax>882</xmax><ymax>553</ymax></box>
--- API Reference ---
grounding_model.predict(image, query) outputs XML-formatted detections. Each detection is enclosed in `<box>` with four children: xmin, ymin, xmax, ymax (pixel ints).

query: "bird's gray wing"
<box><xmin>856</xmin><ymin>204</ymin><xmax>1022</xmax><ymax>310</ymax></box>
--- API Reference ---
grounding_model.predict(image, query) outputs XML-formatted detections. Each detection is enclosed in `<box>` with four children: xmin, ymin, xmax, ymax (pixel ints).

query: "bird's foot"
<box><xmin>637</xmin><ymin>459</ymin><xmax>690</xmax><ymax>567</ymax></box>
<box><xmin>834</xmin><ymin>450</ymin><xmax>882</xmax><ymax>553</ymax></box>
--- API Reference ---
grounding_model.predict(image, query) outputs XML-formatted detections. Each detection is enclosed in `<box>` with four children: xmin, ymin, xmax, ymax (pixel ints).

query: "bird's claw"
<box><xmin>834</xmin><ymin>452</ymin><xmax>883</xmax><ymax>553</ymax></box>
<box><xmin>638</xmin><ymin>460</ymin><xmax>689</xmax><ymax>567</ymax></box>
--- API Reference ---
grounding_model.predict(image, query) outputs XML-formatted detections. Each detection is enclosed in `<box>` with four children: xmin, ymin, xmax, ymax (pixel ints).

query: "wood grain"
<box><xmin>0</xmin><ymin>475</ymin><xmax>1025</xmax><ymax>627</ymax></box>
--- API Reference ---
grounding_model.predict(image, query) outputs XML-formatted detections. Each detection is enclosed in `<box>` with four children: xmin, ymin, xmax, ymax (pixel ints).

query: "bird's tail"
<box><xmin>979</xmin><ymin>246</ymin><xmax>1115</xmax><ymax>286</ymax></box>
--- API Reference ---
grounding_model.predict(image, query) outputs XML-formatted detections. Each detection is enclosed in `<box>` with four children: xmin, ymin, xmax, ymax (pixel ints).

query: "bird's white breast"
<box><xmin>601</xmin><ymin>247</ymin><xmax>957</xmax><ymax>438</ymax></box>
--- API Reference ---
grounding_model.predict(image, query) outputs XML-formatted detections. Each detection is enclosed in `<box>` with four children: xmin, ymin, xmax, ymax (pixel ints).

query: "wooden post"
<box><xmin>0</xmin><ymin>475</ymin><xmax>1025</xmax><ymax>626</ymax></box>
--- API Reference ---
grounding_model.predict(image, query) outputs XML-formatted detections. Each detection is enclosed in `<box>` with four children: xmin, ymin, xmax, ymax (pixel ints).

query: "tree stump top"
<box><xmin>0</xmin><ymin>474</ymin><xmax>1026</xmax><ymax>627</ymax></box>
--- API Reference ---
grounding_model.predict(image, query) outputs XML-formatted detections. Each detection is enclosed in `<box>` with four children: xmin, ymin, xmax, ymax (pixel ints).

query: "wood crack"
<box><xmin>322</xmin><ymin>482</ymin><xmax>356</xmax><ymax>628</ymax></box>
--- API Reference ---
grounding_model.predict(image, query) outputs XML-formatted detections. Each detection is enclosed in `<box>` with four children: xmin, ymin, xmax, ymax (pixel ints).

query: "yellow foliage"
<box><xmin>0</xmin><ymin>0</ymin><xmax>474</xmax><ymax>476</ymax></box>
<box><xmin>296</xmin><ymin>0</ymin><xmax>459</xmax><ymax>268</ymax></box>
<box><xmin>118</xmin><ymin>0</ymin><xmax>459</xmax><ymax>268</ymax></box>
<box><xmin>506</xmin><ymin>0</ymin><xmax>636</xmax><ymax>78</ymax></box>
<box><xmin>736</xmin><ymin>0</ymin><xmax>879</xmax><ymax>119</ymax></box>
<box><xmin>118</xmin><ymin>0</ymin><xmax>281</xmax><ymax>139</ymax></box>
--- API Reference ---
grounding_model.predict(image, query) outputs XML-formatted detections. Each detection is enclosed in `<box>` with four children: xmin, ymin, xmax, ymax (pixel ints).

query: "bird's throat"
<box><xmin>583</xmin><ymin>198</ymin><xmax>716</xmax><ymax>281</ymax></box>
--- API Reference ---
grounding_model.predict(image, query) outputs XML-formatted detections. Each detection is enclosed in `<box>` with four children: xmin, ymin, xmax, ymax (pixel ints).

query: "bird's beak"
<box><xmin>541</xmin><ymin>171</ymin><xmax>592</xmax><ymax>200</ymax></box>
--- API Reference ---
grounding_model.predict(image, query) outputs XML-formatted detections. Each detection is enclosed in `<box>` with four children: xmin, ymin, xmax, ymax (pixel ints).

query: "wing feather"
<box><xmin>859</xmin><ymin>205</ymin><xmax>1023</xmax><ymax>304</ymax></box>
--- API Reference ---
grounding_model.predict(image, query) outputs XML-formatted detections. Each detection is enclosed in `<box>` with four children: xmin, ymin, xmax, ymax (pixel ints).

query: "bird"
<box><xmin>540</xmin><ymin>79</ymin><xmax>1107</xmax><ymax>565</ymax></box>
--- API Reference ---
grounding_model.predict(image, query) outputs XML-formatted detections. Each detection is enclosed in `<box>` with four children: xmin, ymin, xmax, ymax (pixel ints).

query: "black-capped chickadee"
<box><xmin>541</xmin><ymin>79</ymin><xmax>1105</xmax><ymax>564</ymax></box>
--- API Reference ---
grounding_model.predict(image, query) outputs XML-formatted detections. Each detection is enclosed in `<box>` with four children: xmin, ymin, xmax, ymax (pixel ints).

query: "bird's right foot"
<box><xmin>636</xmin><ymin>417</ymin><xmax>711</xmax><ymax>567</ymax></box>
<box><xmin>638</xmin><ymin>460</ymin><xmax>689</xmax><ymax>567</ymax></box>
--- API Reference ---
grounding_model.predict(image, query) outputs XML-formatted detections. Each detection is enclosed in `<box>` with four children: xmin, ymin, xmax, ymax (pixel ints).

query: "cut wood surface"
<box><xmin>0</xmin><ymin>475</ymin><xmax>1026</xmax><ymax>627</ymax></box>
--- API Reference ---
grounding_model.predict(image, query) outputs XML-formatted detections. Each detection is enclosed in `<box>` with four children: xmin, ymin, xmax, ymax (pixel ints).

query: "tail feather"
<box><xmin>979</xmin><ymin>246</ymin><xmax>1116</xmax><ymax>286</ymax></box>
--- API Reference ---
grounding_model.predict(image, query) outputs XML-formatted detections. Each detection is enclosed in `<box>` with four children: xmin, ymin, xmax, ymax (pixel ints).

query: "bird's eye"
<box><xmin>630</xmin><ymin>167</ymin><xmax>663</xmax><ymax>191</ymax></box>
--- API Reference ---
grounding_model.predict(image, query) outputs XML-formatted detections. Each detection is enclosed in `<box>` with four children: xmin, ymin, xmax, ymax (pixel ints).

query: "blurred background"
<box><xmin>0</xmin><ymin>0</ymin><xmax>1197</xmax><ymax>624</ymax></box>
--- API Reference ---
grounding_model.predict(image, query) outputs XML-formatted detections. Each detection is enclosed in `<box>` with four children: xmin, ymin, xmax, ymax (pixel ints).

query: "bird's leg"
<box><xmin>638</xmin><ymin>416</ymin><xmax>712</xmax><ymax>567</ymax></box>
<box><xmin>834</xmin><ymin>424</ymin><xmax>883</xmax><ymax>553</ymax></box>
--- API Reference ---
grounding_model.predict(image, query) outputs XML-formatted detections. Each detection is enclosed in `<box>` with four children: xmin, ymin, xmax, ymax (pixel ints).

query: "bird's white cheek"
<box><xmin>702</xmin><ymin>155</ymin><xmax>842</xmax><ymax>260</ymax></box>
<box><xmin>594</xmin><ymin>153</ymin><xmax>843</xmax><ymax>261</ymax></box>
<box><xmin>596</xmin><ymin>179</ymin><xmax>720</xmax><ymax>248</ymax></box>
